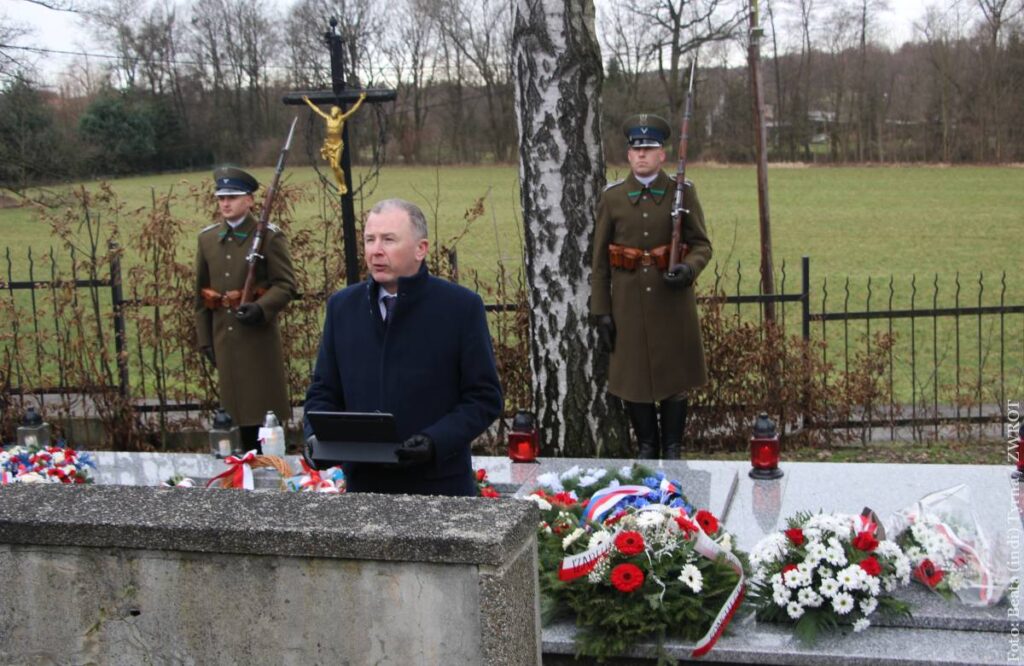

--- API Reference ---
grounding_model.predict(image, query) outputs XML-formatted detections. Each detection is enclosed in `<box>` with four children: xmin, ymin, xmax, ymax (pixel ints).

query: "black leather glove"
<box><xmin>663</xmin><ymin>263</ymin><xmax>695</xmax><ymax>288</ymax></box>
<box><xmin>235</xmin><ymin>303</ymin><xmax>264</xmax><ymax>325</ymax></box>
<box><xmin>396</xmin><ymin>434</ymin><xmax>434</xmax><ymax>467</ymax></box>
<box><xmin>303</xmin><ymin>435</ymin><xmax>321</xmax><ymax>471</ymax></box>
<box><xmin>201</xmin><ymin>346</ymin><xmax>216</xmax><ymax>367</ymax></box>
<box><xmin>597</xmin><ymin>315</ymin><xmax>616</xmax><ymax>352</ymax></box>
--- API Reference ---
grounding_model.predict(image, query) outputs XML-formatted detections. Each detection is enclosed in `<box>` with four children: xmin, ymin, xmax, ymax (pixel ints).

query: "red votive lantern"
<box><xmin>508</xmin><ymin>410</ymin><xmax>540</xmax><ymax>462</ymax></box>
<box><xmin>749</xmin><ymin>412</ymin><xmax>784</xmax><ymax>480</ymax></box>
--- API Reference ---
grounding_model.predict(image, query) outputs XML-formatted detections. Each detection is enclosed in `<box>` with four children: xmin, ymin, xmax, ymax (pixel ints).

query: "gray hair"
<box><xmin>369</xmin><ymin>198</ymin><xmax>428</xmax><ymax>240</ymax></box>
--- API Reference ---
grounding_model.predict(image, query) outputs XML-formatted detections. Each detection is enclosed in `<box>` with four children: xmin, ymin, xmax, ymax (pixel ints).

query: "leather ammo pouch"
<box><xmin>201</xmin><ymin>287</ymin><xmax>267</xmax><ymax>310</ymax></box>
<box><xmin>608</xmin><ymin>243</ymin><xmax>672</xmax><ymax>271</ymax></box>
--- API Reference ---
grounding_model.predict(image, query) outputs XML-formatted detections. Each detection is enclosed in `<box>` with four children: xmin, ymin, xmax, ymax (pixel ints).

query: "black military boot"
<box><xmin>659</xmin><ymin>398</ymin><xmax>688</xmax><ymax>460</ymax></box>
<box><xmin>626</xmin><ymin>401</ymin><xmax>660</xmax><ymax>459</ymax></box>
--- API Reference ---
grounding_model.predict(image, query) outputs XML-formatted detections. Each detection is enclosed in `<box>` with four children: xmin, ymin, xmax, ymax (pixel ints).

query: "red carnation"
<box><xmin>480</xmin><ymin>487</ymin><xmax>500</xmax><ymax>498</ymax></box>
<box><xmin>914</xmin><ymin>559</ymin><xmax>945</xmax><ymax>588</ymax></box>
<box><xmin>784</xmin><ymin>528</ymin><xmax>805</xmax><ymax>547</ymax></box>
<box><xmin>610</xmin><ymin>563</ymin><xmax>645</xmax><ymax>593</ymax></box>
<box><xmin>615</xmin><ymin>530</ymin><xmax>646</xmax><ymax>556</ymax></box>
<box><xmin>675</xmin><ymin>515</ymin><xmax>699</xmax><ymax>537</ymax></box>
<box><xmin>859</xmin><ymin>556</ymin><xmax>882</xmax><ymax>577</ymax></box>
<box><xmin>695</xmin><ymin>510</ymin><xmax>719</xmax><ymax>535</ymax></box>
<box><xmin>552</xmin><ymin>491</ymin><xmax>578</xmax><ymax>507</ymax></box>
<box><xmin>852</xmin><ymin>531</ymin><xmax>879</xmax><ymax>552</ymax></box>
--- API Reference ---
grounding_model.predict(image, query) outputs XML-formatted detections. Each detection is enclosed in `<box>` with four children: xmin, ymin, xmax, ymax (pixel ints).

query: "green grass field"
<box><xmin>2</xmin><ymin>163</ymin><xmax>1022</xmax><ymax>408</ymax></box>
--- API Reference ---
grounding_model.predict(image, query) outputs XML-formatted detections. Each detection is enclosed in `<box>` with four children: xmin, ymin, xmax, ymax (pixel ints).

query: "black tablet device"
<box><xmin>307</xmin><ymin>411</ymin><xmax>401</xmax><ymax>464</ymax></box>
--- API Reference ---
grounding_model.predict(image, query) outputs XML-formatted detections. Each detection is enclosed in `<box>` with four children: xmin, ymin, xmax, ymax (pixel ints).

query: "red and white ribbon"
<box><xmin>206</xmin><ymin>450</ymin><xmax>257</xmax><ymax>489</ymax></box>
<box><xmin>689</xmin><ymin>528</ymin><xmax>745</xmax><ymax>658</ymax></box>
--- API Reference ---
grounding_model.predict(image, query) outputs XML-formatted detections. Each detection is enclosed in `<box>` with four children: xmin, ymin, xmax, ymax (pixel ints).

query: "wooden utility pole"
<box><xmin>749</xmin><ymin>0</ymin><xmax>776</xmax><ymax>323</ymax></box>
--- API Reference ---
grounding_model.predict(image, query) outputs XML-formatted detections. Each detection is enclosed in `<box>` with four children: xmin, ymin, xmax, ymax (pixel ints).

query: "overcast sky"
<box><xmin>8</xmin><ymin>0</ymin><xmax>934</xmax><ymax>87</ymax></box>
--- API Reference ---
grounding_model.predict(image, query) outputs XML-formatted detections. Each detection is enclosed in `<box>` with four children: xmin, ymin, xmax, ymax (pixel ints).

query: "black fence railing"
<box><xmin>3</xmin><ymin>246</ymin><xmax>1022</xmax><ymax>441</ymax></box>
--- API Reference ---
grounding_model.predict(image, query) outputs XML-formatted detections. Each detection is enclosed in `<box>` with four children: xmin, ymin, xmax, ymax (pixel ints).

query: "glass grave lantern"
<box><xmin>749</xmin><ymin>412</ymin><xmax>784</xmax><ymax>480</ymax></box>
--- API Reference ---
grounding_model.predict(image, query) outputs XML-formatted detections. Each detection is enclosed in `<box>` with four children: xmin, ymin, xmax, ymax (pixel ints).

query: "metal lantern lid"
<box><xmin>22</xmin><ymin>406</ymin><xmax>43</xmax><ymax>427</ymax></box>
<box><xmin>212</xmin><ymin>408</ymin><xmax>234</xmax><ymax>430</ymax></box>
<box><xmin>511</xmin><ymin>410</ymin><xmax>536</xmax><ymax>431</ymax></box>
<box><xmin>753</xmin><ymin>412</ymin><xmax>777</xmax><ymax>438</ymax></box>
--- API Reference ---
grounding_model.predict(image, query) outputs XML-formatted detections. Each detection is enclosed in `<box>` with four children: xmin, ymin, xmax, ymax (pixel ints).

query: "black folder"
<box><xmin>307</xmin><ymin>411</ymin><xmax>401</xmax><ymax>464</ymax></box>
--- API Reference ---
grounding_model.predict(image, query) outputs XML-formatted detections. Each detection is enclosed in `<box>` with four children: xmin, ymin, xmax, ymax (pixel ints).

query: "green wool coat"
<box><xmin>195</xmin><ymin>214</ymin><xmax>296</xmax><ymax>426</ymax></box>
<box><xmin>590</xmin><ymin>170</ymin><xmax>712</xmax><ymax>403</ymax></box>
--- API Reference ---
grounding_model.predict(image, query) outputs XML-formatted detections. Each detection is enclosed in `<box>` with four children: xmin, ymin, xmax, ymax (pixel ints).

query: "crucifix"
<box><xmin>282</xmin><ymin>17</ymin><xmax>396</xmax><ymax>285</ymax></box>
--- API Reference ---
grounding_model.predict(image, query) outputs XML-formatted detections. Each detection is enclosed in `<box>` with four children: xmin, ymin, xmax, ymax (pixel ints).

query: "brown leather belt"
<box><xmin>201</xmin><ymin>287</ymin><xmax>266</xmax><ymax>310</ymax></box>
<box><xmin>608</xmin><ymin>243</ymin><xmax>670</xmax><ymax>271</ymax></box>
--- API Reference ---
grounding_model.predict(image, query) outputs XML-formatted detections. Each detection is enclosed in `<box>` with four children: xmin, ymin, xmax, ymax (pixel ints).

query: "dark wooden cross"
<box><xmin>282</xmin><ymin>17</ymin><xmax>396</xmax><ymax>285</ymax></box>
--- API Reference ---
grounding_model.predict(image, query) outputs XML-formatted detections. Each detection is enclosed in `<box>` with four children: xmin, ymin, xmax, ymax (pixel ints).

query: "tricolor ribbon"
<box><xmin>579</xmin><ymin>485</ymin><xmax>653</xmax><ymax>526</ymax></box>
<box><xmin>206</xmin><ymin>450</ymin><xmax>258</xmax><ymax>489</ymax></box>
<box><xmin>297</xmin><ymin>460</ymin><xmax>340</xmax><ymax>493</ymax></box>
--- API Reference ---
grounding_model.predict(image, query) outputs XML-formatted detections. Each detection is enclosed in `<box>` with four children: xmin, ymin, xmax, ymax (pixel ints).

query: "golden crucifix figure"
<box><xmin>302</xmin><ymin>92</ymin><xmax>367</xmax><ymax>194</ymax></box>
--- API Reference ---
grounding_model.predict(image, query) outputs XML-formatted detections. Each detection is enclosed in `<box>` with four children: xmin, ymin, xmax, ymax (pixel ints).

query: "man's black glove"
<box><xmin>597</xmin><ymin>315</ymin><xmax>616</xmax><ymax>352</ymax></box>
<box><xmin>663</xmin><ymin>263</ymin><xmax>695</xmax><ymax>288</ymax></box>
<box><xmin>201</xmin><ymin>346</ymin><xmax>216</xmax><ymax>367</ymax></box>
<box><xmin>235</xmin><ymin>303</ymin><xmax>264</xmax><ymax>325</ymax></box>
<box><xmin>396</xmin><ymin>434</ymin><xmax>434</xmax><ymax>467</ymax></box>
<box><xmin>303</xmin><ymin>435</ymin><xmax>320</xmax><ymax>471</ymax></box>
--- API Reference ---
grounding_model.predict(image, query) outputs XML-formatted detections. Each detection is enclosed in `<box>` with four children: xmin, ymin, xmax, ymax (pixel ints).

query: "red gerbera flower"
<box><xmin>859</xmin><ymin>556</ymin><xmax>882</xmax><ymax>576</ymax></box>
<box><xmin>615</xmin><ymin>530</ymin><xmax>645</xmax><ymax>556</ymax></box>
<box><xmin>675</xmin><ymin>515</ymin><xmax>699</xmax><ymax>537</ymax></box>
<box><xmin>914</xmin><ymin>559</ymin><xmax>945</xmax><ymax>588</ymax></box>
<box><xmin>852</xmin><ymin>531</ymin><xmax>879</xmax><ymax>552</ymax></box>
<box><xmin>610</xmin><ymin>563</ymin><xmax>645</xmax><ymax>593</ymax></box>
<box><xmin>784</xmin><ymin>528</ymin><xmax>805</xmax><ymax>547</ymax></box>
<box><xmin>695</xmin><ymin>510</ymin><xmax>719</xmax><ymax>534</ymax></box>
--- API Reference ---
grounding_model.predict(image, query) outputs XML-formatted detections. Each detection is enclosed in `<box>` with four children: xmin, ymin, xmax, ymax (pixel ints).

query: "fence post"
<box><xmin>109</xmin><ymin>241</ymin><xmax>130</xmax><ymax>398</ymax></box>
<box><xmin>801</xmin><ymin>256</ymin><xmax>810</xmax><ymax>342</ymax></box>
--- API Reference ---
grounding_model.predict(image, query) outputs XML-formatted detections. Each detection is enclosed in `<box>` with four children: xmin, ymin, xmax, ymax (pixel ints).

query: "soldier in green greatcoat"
<box><xmin>590</xmin><ymin>114</ymin><xmax>712</xmax><ymax>459</ymax></box>
<box><xmin>195</xmin><ymin>167</ymin><xmax>297</xmax><ymax>451</ymax></box>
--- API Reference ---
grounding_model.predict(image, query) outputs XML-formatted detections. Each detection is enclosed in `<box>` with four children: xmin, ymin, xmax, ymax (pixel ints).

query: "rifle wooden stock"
<box><xmin>669</xmin><ymin>61</ymin><xmax>697</xmax><ymax>269</ymax></box>
<box><xmin>241</xmin><ymin>117</ymin><xmax>298</xmax><ymax>305</ymax></box>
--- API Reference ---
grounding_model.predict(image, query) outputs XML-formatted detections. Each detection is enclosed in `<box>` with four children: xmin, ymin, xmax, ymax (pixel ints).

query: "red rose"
<box><xmin>695</xmin><ymin>510</ymin><xmax>719</xmax><ymax>534</ymax></box>
<box><xmin>476</xmin><ymin>469</ymin><xmax>487</xmax><ymax>482</ymax></box>
<box><xmin>859</xmin><ymin>556</ymin><xmax>882</xmax><ymax>577</ymax></box>
<box><xmin>480</xmin><ymin>487</ymin><xmax>500</xmax><ymax>498</ymax></box>
<box><xmin>914</xmin><ymin>559</ymin><xmax>945</xmax><ymax>588</ymax></box>
<box><xmin>782</xmin><ymin>563</ymin><xmax>798</xmax><ymax>575</ymax></box>
<box><xmin>784</xmin><ymin>528</ymin><xmax>805</xmax><ymax>547</ymax></box>
<box><xmin>852</xmin><ymin>531</ymin><xmax>879</xmax><ymax>552</ymax></box>
<box><xmin>615</xmin><ymin>530</ymin><xmax>646</xmax><ymax>556</ymax></box>
<box><xmin>675</xmin><ymin>515</ymin><xmax>698</xmax><ymax>537</ymax></box>
<box><xmin>610</xmin><ymin>563</ymin><xmax>645</xmax><ymax>593</ymax></box>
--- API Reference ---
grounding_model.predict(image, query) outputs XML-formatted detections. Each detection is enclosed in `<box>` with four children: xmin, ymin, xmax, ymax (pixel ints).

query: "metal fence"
<box><xmin>3</xmin><ymin>246</ymin><xmax>1022</xmax><ymax>441</ymax></box>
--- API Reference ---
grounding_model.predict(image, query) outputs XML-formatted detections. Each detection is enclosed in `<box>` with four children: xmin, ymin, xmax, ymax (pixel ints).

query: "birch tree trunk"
<box><xmin>513</xmin><ymin>0</ymin><xmax>629</xmax><ymax>456</ymax></box>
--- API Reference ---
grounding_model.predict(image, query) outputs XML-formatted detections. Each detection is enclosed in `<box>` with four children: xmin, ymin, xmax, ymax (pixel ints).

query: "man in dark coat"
<box><xmin>195</xmin><ymin>167</ymin><xmax>297</xmax><ymax>451</ymax></box>
<box><xmin>303</xmin><ymin>198</ymin><xmax>503</xmax><ymax>496</ymax></box>
<box><xmin>590</xmin><ymin>114</ymin><xmax>712</xmax><ymax>459</ymax></box>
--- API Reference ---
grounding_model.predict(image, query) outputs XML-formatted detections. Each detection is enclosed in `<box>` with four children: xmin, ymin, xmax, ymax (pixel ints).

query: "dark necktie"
<box><xmin>383</xmin><ymin>295</ymin><xmax>397</xmax><ymax>323</ymax></box>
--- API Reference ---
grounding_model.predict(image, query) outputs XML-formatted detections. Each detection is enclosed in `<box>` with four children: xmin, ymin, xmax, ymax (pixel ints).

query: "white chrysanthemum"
<box><xmin>637</xmin><ymin>511</ymin><xmax>665</xmax><ymax>529</ymax></box>
<box><xmin>787</xmin><ymin>601</ymin><xmax>805</xmax><ymax>619</ymax></box>
<box><xmin>803</xmin><ymin>527</ymin><xmax>823</xmax><ymax>542</ymax></box>
<box><xmin>816</xmin><ymin>565</ymin><xmax>834</xmax><ymax>580</ymax></box>
<box><xmin>825</xmin><ymin>547</ymin><xmax>848</xmax><ymax>567</ymax></box>
<box><xmin>797</xmin><ymin>562</ymin><xmax>813</xmax><ymax>577</ymax></box>
<box><xmin>798</xmin><ymin>587</ymin><xmax>823</xmax><ymax>607</ymax></box>
<box><xmin>805</xmin><ymin>543</ymin><xmax>828</xmax><ymax>564</ymax></box>
<box><xmin>838</xmin><ymin>566</ymin><xmax>863</xmax><ymax>591</ymax></box>
<box><xmin>539</xmin><ymin>522</ymin><xmax>553</xmax><ymax>535</ymax></box>
<box><xmin>558</xmin><ymin>465</ymin><xmax>581</xmax><ymax>481</ymax></box>
<box><xmin>947</xmin><ymin>570</ymin><xmax>968</xmax><ymax>591</ymax></box>
<box><xmin>751</xmin><ymin>533</ymin><xmax>789</xmax><ymax>568</ymax></box>
<box><xmin>883</xmin><ymin>576</ymin><xmax>897</xmax><ymax>592</ymax></box>
<box><xmin>905</xmin><ymin>546</ymin><xmax>924</xmax><ymax>561</ymax></box>
<box><xmin>832</xmin><ymin>592</ymin><xmax>855</xmax><ymax>615</ymax></box>
<box><xmin>875</xmin><ymin>540</ymin><xmax>901</xmax><ymax>559</ymax></box>
<box><xmin>865</xmin><ymin>576</ymin><xmax>881</xmax><ymax>596</ymax></box>
<box><xmin>853</xmin><ymin>618</ymin><xmax>871</xmax><ymax>633</ymax></box>
<box><xmin>577</xmin><ymin>475</ymin><xmax>599</xmax><ymax>488</ymax></box>
<box><xmin>860</xmin><ymin>596</ymin><xmax>878</xmax><ymax>616</ymax></box>
<box><xmin>535</xmin><ymin>472</ymin><xmax>563</xmax><ymax>492</ymax></box>
<box><xmin>678</xmin><ymin>564</ymin><xmax>704</xmax><ymax>593</ymax></box>
<box><xmin>784</xmin><ymin>569</ymin><xmax>803</xmax><ymax>589</ymax></box>
<box><xmin>819</xmin><ymin>578</ymin><xmax>840</xmax><ymax>598</ymax></box>
<box><xmin>770</xmin><ymin>572</ymin><xmax>783</xmax><ymax>586</ymax></box>
<box><xmin>588</xmin><ymin>530</ymin><xmax>612</xmax><ymax>551</ymax></box>
<box><xmin>894</xmin><ymin>554</ymin><xmax>912</xmax><ymax>579</ymax></box>
<box><xmin>773</xmin><ymin>588</ymin><xmax>791</xmax><ymax>606</ymax></box>
<box><xmin>562</xmin><ymin>528</ymin><xmax>585</xmax><ymax>550</ymax></box>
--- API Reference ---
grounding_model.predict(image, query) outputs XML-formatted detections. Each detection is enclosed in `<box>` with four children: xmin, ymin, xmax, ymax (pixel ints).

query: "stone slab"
<box><xmin>0</xmin><ymin>484</ymin><xmax>537</xmax><ymax>566</ymax></box>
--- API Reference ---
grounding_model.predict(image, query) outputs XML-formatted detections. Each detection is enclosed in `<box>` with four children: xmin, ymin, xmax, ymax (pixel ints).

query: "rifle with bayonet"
<box><xmin>240</xmin><ymin>116</ymin><xmax>298</xmax><ymax>306</ymax></box>
<box><xmin>667</xmin><ymin>60</ymin><xmax>697</xmax><ymax>275</ymax></box>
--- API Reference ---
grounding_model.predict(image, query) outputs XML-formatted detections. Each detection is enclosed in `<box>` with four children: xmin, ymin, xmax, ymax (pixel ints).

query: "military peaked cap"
<box><xmin>213</xmin><ymin>167</ymin><xmax>259</xmax><ymax>196</ymax></box>
<box><xmin>622</xmin><ymin>114</ymin><xmax>671</xmax><ymax>148</ymax></box>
